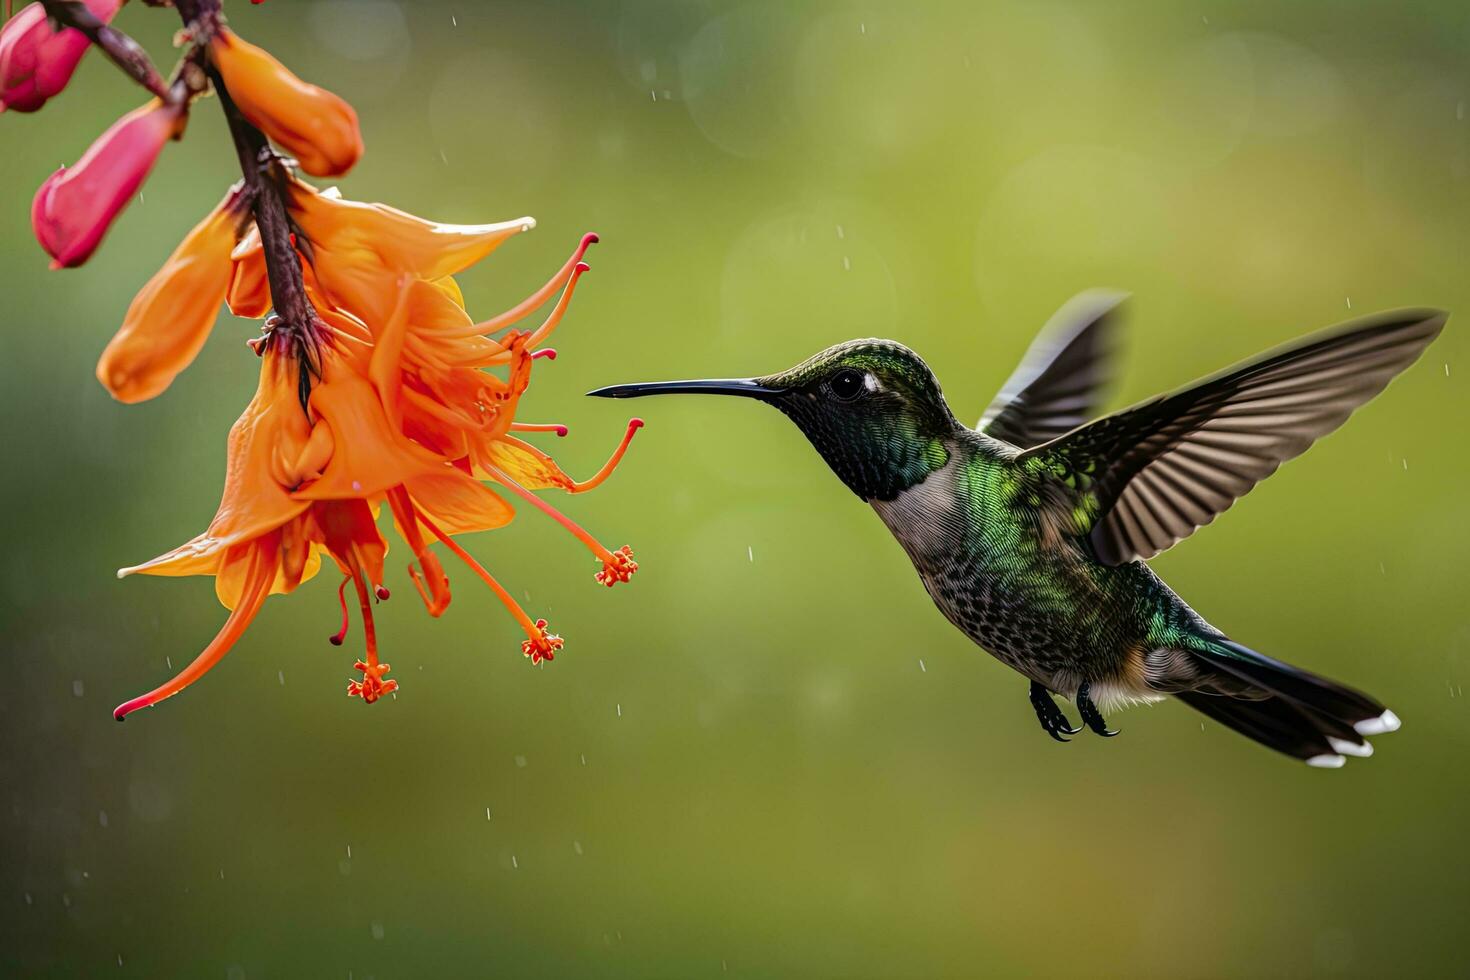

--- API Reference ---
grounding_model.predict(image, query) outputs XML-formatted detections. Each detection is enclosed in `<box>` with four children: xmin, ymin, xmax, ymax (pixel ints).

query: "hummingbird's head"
<box><xmin>589</xmin><ymin>339</ymin><xmax>960</xmax><ymax>501</ymax></box>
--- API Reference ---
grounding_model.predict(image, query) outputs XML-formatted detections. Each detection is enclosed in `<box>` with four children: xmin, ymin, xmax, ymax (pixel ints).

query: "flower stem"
<box><xmin>40</xmin><ymin>0</ymin><xmax>170</xmax><ymax>100</ymax></box>
<box><xmin>176</xmin><ymin>0</ymin><xmax>319</xmax><ymax>405</ymax></box>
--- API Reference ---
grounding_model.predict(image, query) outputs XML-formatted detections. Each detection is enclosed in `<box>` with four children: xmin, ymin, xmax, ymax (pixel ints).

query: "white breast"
<box><xmin>870</xmin><ymin>456</ymin><xmax>963</xmax><ymax>560</ymax></box>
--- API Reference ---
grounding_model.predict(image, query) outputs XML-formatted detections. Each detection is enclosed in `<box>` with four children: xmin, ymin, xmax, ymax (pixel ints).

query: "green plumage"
<box><xmin>590</xmin><ymin>297</ymin><xmax>1446</xmax><ymax>766</ymax></box>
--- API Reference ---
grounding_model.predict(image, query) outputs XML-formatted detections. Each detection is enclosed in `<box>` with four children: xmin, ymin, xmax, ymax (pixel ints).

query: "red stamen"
<box><xmin>531</xmin><ymin>347</ymin><xmax>557</xmax><ymax>361</ymax></box>
<box><xmin>375</xmin><ymin>585</ymin><xmax>391</xmax><ymax>601</ymax></box>
<box><xmin>570</xmin><ymin>418</ymin><xmax>644</xmax><ymax>493</ymax></box>
<box><xmin>329</xmin><ymin>575</ymin><xmax>350</xmax><ymax>646</ymax></box>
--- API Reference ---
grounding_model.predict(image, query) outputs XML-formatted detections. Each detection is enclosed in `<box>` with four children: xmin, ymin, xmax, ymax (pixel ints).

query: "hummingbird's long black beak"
<box><xmin>586</xmin><ymin>378</ymin><xmax>780</xmax><ymax>400</ymax></box>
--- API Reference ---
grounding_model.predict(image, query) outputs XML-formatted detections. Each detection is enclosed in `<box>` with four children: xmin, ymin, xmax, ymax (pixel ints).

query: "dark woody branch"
<box><xmin>47</xmin><ymin>0</ymin><xmax>321</xmax><ymax>400</ymax></box>
<box><xmin>39</xmin><ymin>0</ymin><xmax>169</xmax><ymax>100</ymax></box>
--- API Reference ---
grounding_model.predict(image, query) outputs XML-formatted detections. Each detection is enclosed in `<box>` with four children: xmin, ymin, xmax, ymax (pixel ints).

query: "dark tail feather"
<box><xmin>1178</xmin><ymin>637</ymin><xmax>1400</xmax><ymax>767</ymax></box>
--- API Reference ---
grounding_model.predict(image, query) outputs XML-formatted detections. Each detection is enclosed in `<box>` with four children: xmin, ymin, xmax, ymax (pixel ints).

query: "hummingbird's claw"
<box><xmin>1029</xmin><ymin>681</ymin><xmax>1082</xmax><ymax>742</ymax></box>
<box><xmin>1076</xmin><ymin>683</ymin><xmax>1120</xmax><ymax>737</ymax></box>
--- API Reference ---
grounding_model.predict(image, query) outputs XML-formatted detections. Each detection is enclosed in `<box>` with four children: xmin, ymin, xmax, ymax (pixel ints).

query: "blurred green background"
<box><xmin>3</xmin><ymin>1</ymin><xmax>1468</xmax><ymax>976</ymax></box>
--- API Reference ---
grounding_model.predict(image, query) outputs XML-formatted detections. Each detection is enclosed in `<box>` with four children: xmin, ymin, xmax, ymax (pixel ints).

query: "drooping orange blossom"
<box><xmin>112</xmin><ymin>183</ymin><xmax>642</xmax><ymax>719</ymax></box>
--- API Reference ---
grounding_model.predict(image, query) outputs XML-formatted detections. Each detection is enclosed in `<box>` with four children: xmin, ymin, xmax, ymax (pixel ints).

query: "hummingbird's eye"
<box><xmin>828</xmin><ymin>368</ymin><xmax>867</xmax><ymax>402</ymax></box>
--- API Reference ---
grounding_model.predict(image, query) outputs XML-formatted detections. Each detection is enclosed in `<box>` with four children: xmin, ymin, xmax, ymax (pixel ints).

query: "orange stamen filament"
<box><xmin>113</xmin><ymin>536</ymin><xmax>278</xmax><ymax>721</ymax></box>
<box><xmin>386</xmin><ymin>486</ymin><xmax>451</xmax><ymax>617</ymax></box>
<box><xmin>510</xmin><ymin>422</ymin><xmax>569</xmax><ymax>437</ymax></box>
<box><xmin>474</xmin><ymin>262</ymin><xmax>589</xmax><ymax>357</ymax></box>
<box><xmin>472</xmin><ymin>232</ymin><xmax>598</xmax><ymax>337</ymax></box>
<box><xmin>482</xmin><ymin>464</ymin><xmax>638</xmax><ymax>586</ymax></box>
<box><xmin>569</xmin><ymin>418</ymin><xmax>644</xmax><ymax>493</ymax></box>
<box><xmin>418</xmin><ymin>511</ymin><xmax>540</xmax><ymax>639</ymax></box>
<box><xmin>484</xmin><ymin>463</ymin><xmax>613</xmax><ymax>562</ymax></box>
<box><xmin>523</xmin><ymin>262</ymin><xmax>589</xmax><ymax>349</ymax></box>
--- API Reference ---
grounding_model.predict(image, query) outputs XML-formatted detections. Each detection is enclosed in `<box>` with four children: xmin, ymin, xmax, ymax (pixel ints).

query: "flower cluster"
<box><xmin>2</xmin><ymin>1</ymin><xmax>641</xmax><ymax>718</ymax></box>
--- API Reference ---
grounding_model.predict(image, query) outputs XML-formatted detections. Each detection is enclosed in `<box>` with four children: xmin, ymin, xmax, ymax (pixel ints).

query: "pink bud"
<box><xmin>0</xmin><ymin>0</ymin><xmax>124</xmax><ymax>113</ymax></box>
<box><xmin>32</xmin><ymin>98</ymin><xmax>186</xmax><ymax>269</ymax></box>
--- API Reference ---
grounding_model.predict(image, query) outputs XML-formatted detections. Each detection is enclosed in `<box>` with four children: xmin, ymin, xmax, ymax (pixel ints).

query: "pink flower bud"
<box><xmin>31</xmin><ymin>98</ymin><xmax>186</xmax><ymax>269</ymax></box>
<box><xmin>0</xmin><ymin>0</ymin><xmax>124</xmax><ymax>113</ymax></box>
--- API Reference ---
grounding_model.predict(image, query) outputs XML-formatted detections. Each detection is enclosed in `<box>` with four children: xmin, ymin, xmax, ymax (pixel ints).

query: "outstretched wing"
<box><xmin>978</xmin><ymin>290</ymin><xmax>1128</xmax><ymax>449</ymax></box>
<box><xmin>1021</xmin><ymin>308</ymin><xmax>1447</xmax><ymax>565</ymax></box>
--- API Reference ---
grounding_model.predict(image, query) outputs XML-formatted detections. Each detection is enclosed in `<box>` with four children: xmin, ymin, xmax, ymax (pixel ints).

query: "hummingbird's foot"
<box><xmin>1076</xmin><ymin>683</ymin><xmax>1119</xmax><ymax>737</ymax></box>
<box><xmin>1029</xmin><ymin>681</ymin><xmax>1082</xmax><ymax>742</ymax></box>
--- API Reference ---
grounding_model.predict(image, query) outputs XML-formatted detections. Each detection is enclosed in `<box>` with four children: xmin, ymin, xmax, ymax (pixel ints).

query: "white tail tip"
<box><xmin>1328</xmin><ymin>737</ymin><xmax>1374</xmax><ymax>758</ymax></box>
<box><xmin>1355</xmin><ymin>710</ymin><xmax>1401</xmax><ymax>736</ymax></box>
<box><xmin>1306</xmin><ymin>753</ymin><xmax>1346</xmax><ymax>769</ymax></box>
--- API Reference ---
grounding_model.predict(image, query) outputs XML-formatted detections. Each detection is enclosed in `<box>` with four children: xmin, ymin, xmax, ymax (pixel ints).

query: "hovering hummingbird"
<box><xmin>590</xmin><ymin>296</ymin><xmax>1446</xmax><ymax>766</ymax></box>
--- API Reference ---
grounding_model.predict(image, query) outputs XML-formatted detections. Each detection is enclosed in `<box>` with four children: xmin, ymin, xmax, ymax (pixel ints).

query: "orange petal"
<box><xmin>288</xmin><ymin>180</ymin><xmax>532</xmax><ymax>323</ymax></box>
<box><xmin>96</xmin><ymin>185</ymin><xmax>242</xmax><ymax>402</ymax></box>
<box><xmin>226</xmin><ymin>220</ymin><xmax>269</xmax><ymax>318</ymax></box>
<box><xmin>121</xmin><ymin>350</ymin><xmax>312</xmax><ymax>584</ymax></box>
<box><xmin>210</xmin><ymin>29</ymin><xmax>362</xmax><ymax>177</ymax></box>
<box><xmin>404</xmin><ymin>472</ymin><xmax>515</xmax><ymax>535</ymax></box>
<box><xmin>481</xmin><ymin>436</ymin><xmax>574</xmax><ymax>491</ymax></box>
<box><xmin>292</xmin><ymin>363</ymin><xmax>444</xmax><ymax>501</ymax></box>
<box><xmin>113</xmin><ymin>532</ymin><xmax>279</xmax><ymax>721</ymax></box>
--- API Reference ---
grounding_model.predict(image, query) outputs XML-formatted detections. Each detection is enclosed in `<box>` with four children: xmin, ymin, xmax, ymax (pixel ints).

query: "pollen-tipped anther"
<box><xmin>521</xmin><ymin>619</ymin><xmax>564</xmax><ymax>665</ymax></box>
<box><xmin>595</xmin><ymin>545</ymin><xmax>638</xmax><ymax>587</ymax></box>
<box><xmin>346</xmin><ymin>659</ymin><xmax>398</xmax><ymax>703</ymax></box>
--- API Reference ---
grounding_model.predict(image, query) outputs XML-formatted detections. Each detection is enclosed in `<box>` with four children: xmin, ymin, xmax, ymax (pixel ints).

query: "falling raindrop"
<box><xmin>748</xmin><ymin>545</ymin><xmax>754</xmax><ymax>562</ymax></box>
<box><xmin>616</xmin><ymin>703</ymin><xmax>622</xmax><ymax>718</ymax></box>
<box><xmin>370</xmin><ymin>921</ymin><xmax>385</xmax><ymax>940</ymax></box>
<box><xmin>98</xmin><ymin>810</ymin><xmax>108</xmax><ymax>829</ymax></box>
<box><xmin>511</xmin><ymin>855</ymin><xmax>519</xmax><ymax>869</ymax></box>
<box><xmin>72</xmin><ymin>680</ymin><xmax>84</xmax><ymax>698</ymax></box>
<box><xmin>514</xmin><ymin>755</ymin><xmax>528</xmax><ymax>768</ymax></box>
<box><xmin>573</xmin><ymin>841</ymin><xmax>583</xmax><ymax>855</ymax></box>
<box><xmin>919</xmin><ymin>659</ymin><xmax>926</xmax><ymax>673</ymax></box>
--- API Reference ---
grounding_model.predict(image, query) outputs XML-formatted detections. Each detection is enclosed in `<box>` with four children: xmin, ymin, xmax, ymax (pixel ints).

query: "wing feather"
<box><xmin>979</xmin><ymin>290</ymin><xmax>1128</xmax><ymax>448</ymax></box>
<box><xmin>1022</xmin><ymin>308</ymin><xmax>1447</xmax><ymax>565</ymax></box>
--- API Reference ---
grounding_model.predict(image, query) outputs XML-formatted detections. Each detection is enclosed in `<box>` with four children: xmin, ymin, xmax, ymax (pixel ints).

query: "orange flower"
<box><xmin>115</xmin><ymin>334</ymin><xmax>540</xmax><ymax>718</ymax></box>
<box><xmin>209</xmin><ymin>28</ymin><xmax>362</xmax><ymax>177</ymax></box>
<box><xmin>114</xmin><ymin>186</ymin><xmax>644</xmax><ymax>717</ymax></box>
<box><xmin>96</xmin><ymin>184</ymin><xmax>247</xmax><ymax>403</ymax></box>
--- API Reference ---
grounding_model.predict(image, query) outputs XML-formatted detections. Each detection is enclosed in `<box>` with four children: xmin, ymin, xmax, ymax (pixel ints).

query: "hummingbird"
<box><xmin>590</xmin><ymin>295</ymin><xmax>1446</xmax><ymax>766</ymax></box>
